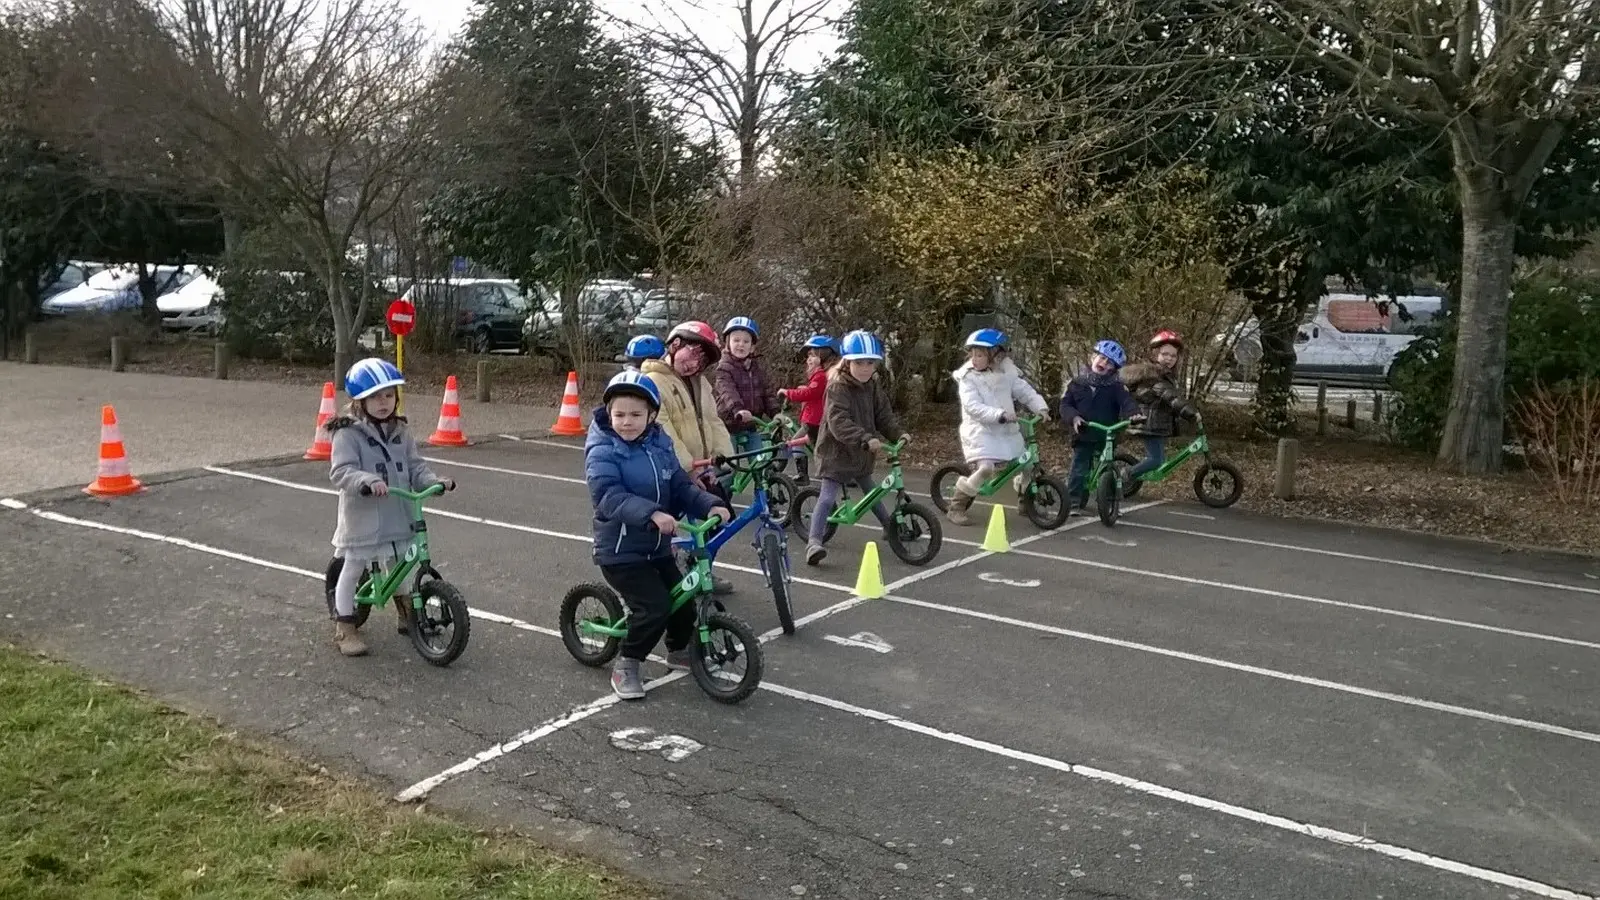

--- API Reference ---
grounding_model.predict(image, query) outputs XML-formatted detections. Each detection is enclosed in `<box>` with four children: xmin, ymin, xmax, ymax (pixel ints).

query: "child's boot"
<box><xmin>395</xmin><ymin>596</ymin><xmax>412</xmax><ymax>636</ymax></box>
<box><xmin>946</xmin><ymin>489</ymin><xmax>976</xmax><ymax>526</ymax></box>
<box><xmin>333</xmin><ymin>618</ymin><xmax>368</xmax><ymax>657</ymax></box>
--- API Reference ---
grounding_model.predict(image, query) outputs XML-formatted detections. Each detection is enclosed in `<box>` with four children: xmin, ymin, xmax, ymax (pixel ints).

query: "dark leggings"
<box><xmin>809</xmin><ymin>475</ymin><xmax>891</xmax><ymax>545</ymax></box>
<box><xmin>601</xmin><ymin>556</ymin><xmax>694</xmax><ymax>661</ymax></box>
<box><xmin>795</xmin><ymin>424</ymin><xmax>819</xmax><ymax>479</ymax></box>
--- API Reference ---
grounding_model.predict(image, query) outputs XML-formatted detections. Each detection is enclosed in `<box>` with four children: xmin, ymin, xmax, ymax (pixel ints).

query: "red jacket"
<box><xmin>782</xmin><ymin>368</ymin><xmax>828</xmax><ymax>426</ymax></box>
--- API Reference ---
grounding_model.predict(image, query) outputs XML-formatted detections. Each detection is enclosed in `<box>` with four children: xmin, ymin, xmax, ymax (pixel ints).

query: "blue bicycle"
<box><xmin>689</xmin><ymin>433</ymin><xmax>810</xmax><ymax>635</ymax></box>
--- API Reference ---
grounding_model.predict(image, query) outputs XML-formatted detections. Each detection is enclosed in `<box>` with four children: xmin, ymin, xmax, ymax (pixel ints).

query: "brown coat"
<box><xmin>816</xmin><ymin>365</ymin><xmax>904</xmax><ymax>481</ymax></box>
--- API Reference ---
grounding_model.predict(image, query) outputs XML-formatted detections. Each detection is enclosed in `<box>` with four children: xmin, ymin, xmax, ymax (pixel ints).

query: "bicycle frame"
<box><xmin>1129</xmin><ymin>430</ymin><xmax>1212</xmax><ymax>483</ymax></box>
<box><xmin>580</xmin><ymin>515</ymin><xmax>724</xmax><ymax>641</ymax></box>
<box><xmin>829</xmin><ymin>438</ymin><xmax>909</xmax><ymax>524</ymax></box>
<box><xmin>354</xmin><ymin>484</ymin><xmax>445</xmax><ymax>608</ymax></box>
<box><xmin>1083</xmin><ymin>419</ymin><xmax>1135</xmax><ymax>488</ymax></box>
<box><xmin>967</xmin><ymin>417</ymin><xmax>1045</xmax><ymax>496</ymax></box>
<box><xmin>687</xmin><ymin>437</ymin><xmax>808</xmax><ymax>559</ymax></box>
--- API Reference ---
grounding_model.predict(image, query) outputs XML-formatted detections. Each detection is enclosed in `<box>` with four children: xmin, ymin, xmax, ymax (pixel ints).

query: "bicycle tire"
<box><xmin>324</xmin><ymin>556</ymin><xmax>372</xmax><ymax>629</ymax></box>
<box><xmin>558</xmin><ymin>583</ymin><xmax>624</xmax><ymax>667</ymax></box>
<box><xmin>1020</xmin><ymin>473</ymin><xmax>1071</xmax><ymax>530</ymax></box>
<box><xmin>1114</xmin><ymin>452</ymin><xmax>1143</xmax><ymax>498</ymax></box>
<box><xmin>928</xmin><ymin>463</ymin><xmax>972</xmax><ymax>513</ymax></box>
<box><xmin>1096</xmin><ymin>468</ymin><xmax>1121</xmax><ymax>526</ymax></box>
<box><xmin>410</xmin><ymin>580</ymin><xmax>471</xmax><ymax>667</ymax></box>
<box><xmin>690</xmin><ymin>612</ymin><xmax>763</xmax><ymax>704</ymax></box>
<box><xmin>886</xmin><ymin>499</ymin><xmax>943</xmax><ymax>566</ymax></box>
<box><xmin>760</xmin><ymin>530</ymin><xmax>795</xmax><ymax>635</ymax></box>
<box><xmin>787</xmin><ymin>484</ymin><xmax>837</xmax><ymax>543</ymax></box>
<box><xmin>1194</xmin><ymin>459</ymin><xmax>1245</xmax><ymax>508</ymax></box>
<box><xmin>767</xmin><ymin>473</ymin><xmax>798</xmax><ymax>524</ymax></box>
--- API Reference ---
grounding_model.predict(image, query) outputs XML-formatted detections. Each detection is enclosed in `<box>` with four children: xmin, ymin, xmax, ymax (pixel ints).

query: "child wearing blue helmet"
<box><xmin>946</xmin><ymin>328</ymin><xmax>1050</xmax><ymax>525</ymax></box>
<box><xmin>624</xmin><ymin>334</ymin><xmax>666</xmax><ymax>370</ymax></box>
<box><xmin>807</xmin><ymin>329</ymin><xmax>906</xmax><ymax>566</ymax></box>
<box><xmin>1058</xmin><ymin>340</ymin><xmax>1140</xmax><ymax>510</ymax></box>
<box><xmin>326</xmin><ymin>358</ymin><xmax>456</xmax><ymax>657</ymax></box>
<box><xmin>585</xmin><ymin>369</ymin><xmax>732</xmax><ymax>700</ymax></box>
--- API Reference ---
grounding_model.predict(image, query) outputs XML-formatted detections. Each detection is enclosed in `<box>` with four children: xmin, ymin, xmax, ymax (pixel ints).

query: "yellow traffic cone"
<box><xmin>982</xmin><ymin>503</ymin><xmax>1010</xmax><ymax>553</ymax></box>
<box><xmin>853</xmin><ymin>541</ymin><xmax>886</xmax><ymax>599</ymax></box>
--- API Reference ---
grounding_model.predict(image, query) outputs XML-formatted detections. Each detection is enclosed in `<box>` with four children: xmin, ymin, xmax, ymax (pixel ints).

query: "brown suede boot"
<box><xmin>333</xmin><ymin>619</ymin><xmax>368</xmax><ymax>657</ymax></box>
<box><xmin>395</xmin><ymin>596</ymin><xmax>412</xmax><ymax>636</ymax></box>
<box><xmin>946</xmin><ymin>491</ymin><xmax>976</xmax><ymax>526</ymax></box>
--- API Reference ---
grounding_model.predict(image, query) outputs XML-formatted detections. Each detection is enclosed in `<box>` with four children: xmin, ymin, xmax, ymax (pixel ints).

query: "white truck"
<box><xmin>1226</xmin><ymin>293</ymin><xmax>1446</xmax><ymax>387</ymax></box>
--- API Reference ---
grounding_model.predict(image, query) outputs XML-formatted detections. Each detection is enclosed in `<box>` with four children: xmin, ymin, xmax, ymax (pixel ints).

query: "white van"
<box><xmin>1225</xmin><ymin>294</ymin><xmax>1445</xmax><ymax>386</ymax></box>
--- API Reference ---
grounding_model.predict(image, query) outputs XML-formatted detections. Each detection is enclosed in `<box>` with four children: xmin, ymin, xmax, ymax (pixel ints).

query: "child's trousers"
<box><xmin>1066</xmin><ymin>442</ymin><xmax>1103</xmax><ymax>501</ymax></box>
<box><xmin>809</xmin><ymin>476</ymin><xmax>892</xmax><ymax>545</ymax></box>
<box><xmin>602</xmin><ymin>556</ymin><xmax>694</xmax><ymax>662</ymax></box>
<box><xmin>332</xmin><ymin>544</ymin><xmax>401</xmax><ymax>619</ymax></box>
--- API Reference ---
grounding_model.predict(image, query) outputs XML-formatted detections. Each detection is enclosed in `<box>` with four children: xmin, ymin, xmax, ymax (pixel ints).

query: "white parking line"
<box><xmin>759</xmin><ymin>681</ymin><xmax>1597</xmax><ymax>900</ymax></box>
<box><xmin>883</xmin><ymin>595</ymin><xmax>1600</xmax><ymax>746</ymax></box>
<box><xmin>15</xmin><ymin>494</ymin><xmax>1596</xmax><ymax>897</ymax></box>
<box><xmin>421</xmin><ymin>456</ymin><xmax>588</xmax><ymax>486</ymax></box>
<box><xmin>1124</xmin><ymin>521</ymin><xmax>1600</xmax><ymax>597</ymax></box>
<box><xmin>1000</xmin><ymin>545</ymin><xmax>1600</xmax><ymax>652</ymax></box>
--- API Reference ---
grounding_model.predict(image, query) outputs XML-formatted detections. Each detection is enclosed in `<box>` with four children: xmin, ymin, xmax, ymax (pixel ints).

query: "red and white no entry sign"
<box><xmin>386</xmin><ymin>299</ymin><xmax>416</xmax><ymax>337</ymax></box>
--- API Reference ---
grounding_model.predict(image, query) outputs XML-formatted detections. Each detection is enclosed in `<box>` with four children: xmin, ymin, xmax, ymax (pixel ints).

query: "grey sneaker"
<box><xmin>805</xmin><ymin>542</ymin><xmax>827</xmax><ymax>566</ymax></box>
<box><xmin>610</xmin><ymin>658</ymin><xmax>646</xmax><ymax>700</ymax></box>
<box><xmin>664</xmin><ymin>646</ymin><xmax>695</xmax><ymax>671</ymax></box>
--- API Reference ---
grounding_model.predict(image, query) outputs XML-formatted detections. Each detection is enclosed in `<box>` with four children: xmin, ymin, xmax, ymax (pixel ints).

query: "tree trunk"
<box><xmin>1436</xmin><ymin>175</ymin><xmax>1516</xmax><ymax>474</ymax></box>
<box><xmin>1250</xmin><ymin>289</ymin><xmax>1300</xmax><ymax>436</ymax></box>
<box><xmin>329</xmin><ymin>277</ymin><xmax>355</xmax><ymax>387</ymax></box>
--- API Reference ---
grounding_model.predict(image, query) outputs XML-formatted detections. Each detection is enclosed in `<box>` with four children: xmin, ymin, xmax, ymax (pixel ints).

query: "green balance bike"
<box><xmin>787</xmin><ymin>438</ymin><xmax>943</xmax><ymax>566</ymax></box>
<box><xmin>928</xmin><ymin>415</ymin><xmax>1073</xmax><ymax>529</ymax></box>
<box><xmin>322</xmin><ymin>482</ymin><xmax>472</xmax><ymax>666</ymax></box>
<box><xmin>726</xmin><ymin>419</ymin><xmax>800</xmax><ymax>522</ymax></box>
<box><xmin>754</xmin><ymin>401</ymin><xmax>813</xmax><ymax>483</ymax></box>
<box><xmin>1117</xmin><ymin>420</ymin><xmax>1244</xmax><ymax>508</ymax></box>
<box><xmin>559</xmin><ymin>515</ymin><xmax>764</xmax><ymax>704</ymax></box>
<box><xmin>1081</xmin><ymin>419</ymin><xmax>1137</xmax><ymax>527</ymax></box>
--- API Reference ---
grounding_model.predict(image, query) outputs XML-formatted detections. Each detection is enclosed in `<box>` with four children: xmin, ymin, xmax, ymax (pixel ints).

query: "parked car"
<box><xmin>158</xmin><ymin>273</ymin><xmax>223</xmax><ymax>332</ymax></box>
<box><xmin>627</xmin><ymin>289</ymin><xmax>697</xmax><ymax>337</ymax></box>
<box><xmin>38</xmin><ymin>261</ymin><xmax>108</xmax><ymax>302</ymax></box>
<box><xmin>402</xmin><ymin>278</ymin><xmax>533</xmax><ymax>353</ymax></box>
<box><xmin>40</xmin><ymin>265</ymin><xmax>195</xmax><ymax>316</ymax></box>
<box><xmin>524</xmin><ymin>280</ymin><xmax>642</xmax><ymax>358</ymax></box>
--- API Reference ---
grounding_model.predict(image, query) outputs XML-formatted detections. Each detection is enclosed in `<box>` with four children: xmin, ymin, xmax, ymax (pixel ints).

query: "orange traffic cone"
<box><xmin>427</xmin><ymin>375</ymin><xmax>470</xmax><ymax>447</ymax></box>
<box><xmin>303</xmin><ymin>381</ymin><xmax>337</xmax><ymax>460</ymax></box>
<box><xmin>550</xmin><ymin>371</ymin><xmax>585</xmax><ymax>436</ymax></box>
<box><xmin>84</xmin><ymin>405</ymin><xmax>145</xmax><ymax>497</ymax></box>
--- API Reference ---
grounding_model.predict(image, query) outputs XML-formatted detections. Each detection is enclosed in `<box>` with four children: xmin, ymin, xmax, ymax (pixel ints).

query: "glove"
<box><xmin>998</xmin><ymin>412</ymin><xmax>1014</xmax><ymax>424</ymax></box>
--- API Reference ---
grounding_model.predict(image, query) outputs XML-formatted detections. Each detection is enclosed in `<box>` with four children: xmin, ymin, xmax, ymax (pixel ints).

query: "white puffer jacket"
<box><xmin>953</xmin><ymin>357</ymin><xmax>1050</xmax><ymax>463</ymax></box>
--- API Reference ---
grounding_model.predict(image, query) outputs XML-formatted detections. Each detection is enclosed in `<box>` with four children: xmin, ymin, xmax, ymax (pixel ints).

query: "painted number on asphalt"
<box><xmin>978</xmin><ymin>572</ymin><xmax>1041</xmax><ymax>588</ymax></box>
<box><xmin>608</xmin><ymin>727</ymin><xmax>703</xmax><ymax>762</ymax></box>
<box><xmin>823</xmin><ymin>632</ymin><xmax>894</xmax><ymax>653</ymax></box>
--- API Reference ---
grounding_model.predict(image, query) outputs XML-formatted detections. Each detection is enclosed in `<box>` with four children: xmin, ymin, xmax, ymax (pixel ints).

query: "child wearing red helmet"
<box><xmin>1120</xmin><ymin>330</ymin><xmax>1201</xmax><ymax>481</ymax></box>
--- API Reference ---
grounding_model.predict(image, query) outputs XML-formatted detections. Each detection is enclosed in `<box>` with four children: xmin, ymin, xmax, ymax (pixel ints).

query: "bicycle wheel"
<box><xmin>558</xmin><ymin>583</ymin><xmax>624</xmax><ymax>667</ymax></box>
<box><xmin>759</xmin><ymin>530</ymin><xmax>795</xmax><ymax>635</ymax></box>
<box><xmin>928</xmin><ymin>463</ymin><xmax>972</xmax><ymax>513</ymax></box>
<box><xmin>1114</xmin><ymin>451</ymin><xmax>1144</xmax><ymax>498</ymax></box>
<box><xmin>324</xmin><ymin>556</ymin><xmax>372</xmax><ymax>629</ymax></box>
<box><xmin>886</xmin><ymin>499</ymin><xmax>942</xmax><ymax>566</ymax></box>
<box><xmin>767</xmin><ymin>473</ymin><xmax>798</xmax><ymax>524</ymax></box>
<box><xmin>787</xmin><ymin>485</ymin><xmax>837</xmax><ymax>543</ymax></box>
<box><xmin>409</xmin><ymin>580</ymin><xmax>471</xmax><ymax>667</ymax></box>
<box><xmin>1095</xmin><ymin>467</ymin><xmax>1121</xmax><ymax>526</ymax></box>
<box><xmin>690</xmin><ymin>611</ymin><xmax>763</xmax><ymax>704</ymax></box>
<box><xmin>1019</xmin><ymin>473</ymin><xmax>1071</xmax><ymax>530</ymax></box>
<box><xmin>1194</xmin><ymin>459</ymin><xmax>1245</xmax><ymax>508</ymax></box>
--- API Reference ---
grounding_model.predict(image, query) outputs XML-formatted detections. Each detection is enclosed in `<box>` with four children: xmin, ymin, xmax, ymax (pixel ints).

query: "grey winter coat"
<box><xmin>327</xmin><ymin>416</ymin><xmax>442</xmax><ymax>553</ymax></box>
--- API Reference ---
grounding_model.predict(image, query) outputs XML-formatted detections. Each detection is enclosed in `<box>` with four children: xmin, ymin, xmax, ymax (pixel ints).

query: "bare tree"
<box><xmin>46</xmin><ymin>0</ymin><xmax>450</xmax><ymax>379</ymax></box>
<box><xmin>1218</xmin><ymin>1</ymin><xmax>1600</xmax><ymax>473</ymax></box>
<box><xmin>611</xmin><ymin>0</ymin><xmax>836</xmax><ymax>189</ymax></box>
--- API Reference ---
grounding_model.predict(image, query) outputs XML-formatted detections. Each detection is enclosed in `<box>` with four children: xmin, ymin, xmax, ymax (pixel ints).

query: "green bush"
<box><xmin>215</xmin><ymin>267</ymin><xmax>383</xmax><ymax>364</ymax></box>
<box><xmin>1389</xmin><ymin>269</ymin><xmax>1600</xmax><ymax>451</ymax></box>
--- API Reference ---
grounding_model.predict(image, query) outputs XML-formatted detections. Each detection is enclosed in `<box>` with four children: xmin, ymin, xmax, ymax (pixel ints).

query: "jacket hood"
<box><xmin>586</xmin><ymin>405</ymin><xmax>670</xmax><ymax>452</ymax></box>
<box><xmin>952</xmin><ymin>356</ymin><xmax>1020</xmax><ymax>380</ymax></box>
<box><xmin>325</xmin><ymin>414</ymin><xmax>407</xmax><ymax>433</ymax></box>
<box><xmin>1120</xmin><ymin>361</ymin><xmax>1159</xmax><ymax>384</ymax></box>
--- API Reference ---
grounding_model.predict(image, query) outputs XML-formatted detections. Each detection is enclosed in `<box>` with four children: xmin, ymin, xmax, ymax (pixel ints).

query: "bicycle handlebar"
<box><xmin>673</xmin><ymin>514</ymin><xmax>724</xmax><ymax>537</ymax></box>
<box><xmin>1083</xmin><ymin>419</ymin><xmax>1136</xmax><ymax>436</ymax></box>
<box><xmin>692</xmin><ymin>434</ymin><xmax>810</xmax><ymax>470</ymax></box>
<box><xmin>358</xmin><ymin>482</ymin><xmax>449</xmax><ymax>499</ymax></box>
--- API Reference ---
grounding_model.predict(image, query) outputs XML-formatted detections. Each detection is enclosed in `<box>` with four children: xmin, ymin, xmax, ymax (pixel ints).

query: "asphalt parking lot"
<box><xmin>2</xmin><ymin>435</ymin><xmax>1596</xmax><ymax>900</ymax></box>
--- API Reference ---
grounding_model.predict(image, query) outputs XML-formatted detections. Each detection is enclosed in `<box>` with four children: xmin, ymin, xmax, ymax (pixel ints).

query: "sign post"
<box><xmin>385</xmin><ymin>299</ymin><xmax>416</xmax><ymax>414</ymax></box>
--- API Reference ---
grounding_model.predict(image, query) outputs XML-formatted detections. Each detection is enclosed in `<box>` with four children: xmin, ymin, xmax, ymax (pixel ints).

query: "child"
<box><xmin>1058</xmin><ymin>340</ymin><xmax>1140</xmax><ymax>509</ymax></box>
<box><xmin>639</xmin><ymin>320</ymin><xmax>736</xmax><ymax>593</ymax></box>
<box><xmin>327</xmin><ymin>358</ymin><xmax>456</xmax><ymax>657</ymax></box>
<box><xmin>624</xmin><ymin>333</ymin><xmax>666</xmax><ymax>370</ymax></box>
<box><xmin>1120</xmin><ymin>329</ymin><xmax>1201</xmax><ymax>480</ymax></box>
<box><xmin>946</xmin><ymin>328</ymin><xmax>1050</xmax><ymax>525</ymax></box>
<box><xmin>713</xmin><ymin>316</ymin><xmax>781</xmax><ymax>455</ymax></box>
<box><xmin>585</xmin><ymin>370</ymin><xmax>732</xmax><ymax>700</ymax></box>
<box><xmin>807</xmin><ymin>329</ymin><xmax>907</xmax><ymax>566</ymax></box>
<box><xmin>777</xmin><ymin>334</ymin><xmax>838</xmax><ymax>485</ymax></box>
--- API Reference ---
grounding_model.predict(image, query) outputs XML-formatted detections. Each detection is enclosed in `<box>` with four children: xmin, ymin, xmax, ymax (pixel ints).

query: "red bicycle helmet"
<box><xmin>1150</xmin><ymin>329</ymin><xmax>1185</xmax><ymax>352</ymax></box>
<box><xmin>668</xmin><ymin>320</ymin><xmax>722</xmax><ymax>363</ymax></box>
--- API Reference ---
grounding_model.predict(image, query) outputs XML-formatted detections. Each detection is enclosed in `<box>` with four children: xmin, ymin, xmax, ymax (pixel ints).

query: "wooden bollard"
<box><xmin>1316</xmin><ymin>406</ymin><xmax>1328</xmax><ymax>436</ymax></box>
<box><xmin>110</xmin><ymin>336</ymin><xmax>127</xmax><ymax>372</ymax></box>
<box><xmin>23</xmin><ymin>331</ymin><xmax>37</xmax><ymax>364</ymax></box>
<box><xmin>476</xmin><ymin>359</ymin><xmax>492</xmax><ymax>403</ymax></box>
<box><xmin>214</xmin><ymin>341</ymin><xmax>230</xmax><ymax>380</ymax></box>
<box><xmin>1373</xmin><ymin>394</ymin><xmax>1385</xmax><ymax>423</ymax></box>
<box><xmin>1345</xmin><ymin>398</ymin><xmax>1357</xmax><ymax>429</ymax></box>
<box><xmin>1315</xmin><ymin>380</ymin><xmax>1328</xmax><ymax>412</ymax></box>
<box><xmin>1273</xmin><ymin>438</ymin><xmax>1299</xmax><ymax>500</ymax></box>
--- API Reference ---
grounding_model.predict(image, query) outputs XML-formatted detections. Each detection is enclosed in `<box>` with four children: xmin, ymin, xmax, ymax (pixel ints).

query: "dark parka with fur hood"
<box><xmin>1119</xmin><ymin>362</ymin><xmax>1199</xmax><ymax>438</ymax></box>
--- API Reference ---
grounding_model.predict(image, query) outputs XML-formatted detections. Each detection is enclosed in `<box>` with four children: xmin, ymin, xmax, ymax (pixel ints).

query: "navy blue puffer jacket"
<box><xmin>584</xmin><ymin>406</ymin><xmax>719</xmax><ymax>565</ymax></box>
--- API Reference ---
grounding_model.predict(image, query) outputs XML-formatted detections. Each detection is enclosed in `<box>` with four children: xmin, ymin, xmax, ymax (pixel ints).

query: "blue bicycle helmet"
<box><xmin>603</xmin><ymin>370</ymin><xmax>661</xmax><ymax>410</ymax></box>
<box><xmin>803</xmin><ymin>334</ymin><xmax>838</xmax><ymax>353</ymax></box>
<box><xmin>965</xmin><ymin>328</ymin><xmax>1007</xmax><ymax>349</ymax></box>
<box><xmin>345</xmin><ymin>357</ymin><xmax>405</xmax><ymax>400</ymax></box>
<box><xmin>625</xmin><ymin>334</ymin><xmax>666</xmax><ymax>360</ymax></box>
<box><xmin>1093</xmin><ymin>339</ymin><xmax>1127</xmax><ymax>368</ymax></box>
<box><xmin>722</xmin><ymin>316</ymin><xmax>759</xmax><ymax>340</ymax></box>
<box><xmin>839</xmin><ymin>329</ymin><xmax>884</xmax><ymax>361</ymax></box>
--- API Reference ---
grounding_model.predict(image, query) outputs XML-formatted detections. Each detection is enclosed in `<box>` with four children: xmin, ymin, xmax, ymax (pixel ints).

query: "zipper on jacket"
<box><xmin>652</xmin><ymin>446</ymin><xmax>664</xmax><ymax>554</ymax></box>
